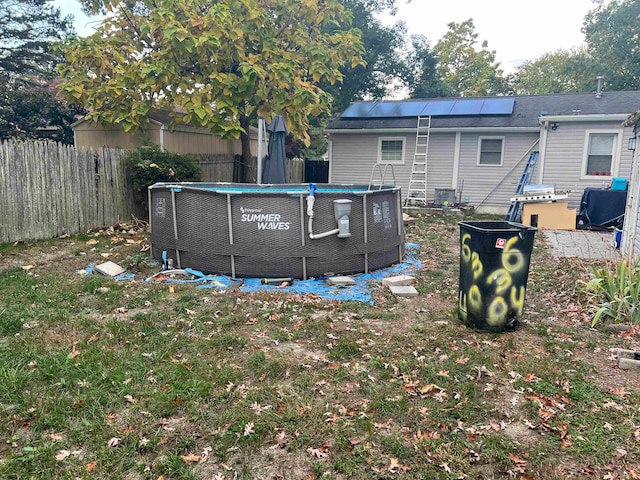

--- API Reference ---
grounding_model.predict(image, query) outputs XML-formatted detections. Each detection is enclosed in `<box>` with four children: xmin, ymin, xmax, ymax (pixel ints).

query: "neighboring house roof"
<box><xmin>72</xmin><ymin>109</ymin><xmax>259</xmax><ymax>135</ymax></box>
<box><xmin>327</xmin><ymin>91</ymin><xmax>640</xmax><ymax>131</ymax></box>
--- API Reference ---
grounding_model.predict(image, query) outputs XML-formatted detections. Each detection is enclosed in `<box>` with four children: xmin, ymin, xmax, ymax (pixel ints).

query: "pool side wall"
<box><xmin>149</xmin><ymin>183</ymin><xmax>405</xmax><ymax>279</ymax></box>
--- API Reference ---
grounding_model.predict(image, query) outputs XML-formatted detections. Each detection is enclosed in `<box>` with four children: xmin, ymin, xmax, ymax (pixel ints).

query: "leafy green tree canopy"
<box><xmin>0</xmin><ymin>0</ymin><xmax>78</xmax><ymax>143</ymax></box>
<box><xmin>0</xmin><ymin>0</ymin><xmax>74</xmax><ymax>78</ymax></box>
<box><xmin>583</xmin><ymin>0</ymin><xmax>640</xmax><ymax>90</ymax></box>
<box><xmin>403</xmin><ymin>34</ymin><xmax>447</xmax><ymax>99</ymax></box>
<box><xmin>59</xmin><ymin>0</ymin><xmax>365</xmax><ymax>147</ymax></box>
<box><xmin>507</xmin><ymin>48</ymin><xmax>600</xmax><ymax>95</ymax></box>
<box><xmin>434</xmin><ymin>19</ymin><xmax>507</xmax><ymax>97</ymax></box>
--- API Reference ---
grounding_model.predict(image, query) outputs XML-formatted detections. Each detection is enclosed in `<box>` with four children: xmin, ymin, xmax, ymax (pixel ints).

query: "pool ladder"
<box><xmin>367</xmin><ymin>162</ymin><xmax>397</xmax><ymax>191</ymax></box>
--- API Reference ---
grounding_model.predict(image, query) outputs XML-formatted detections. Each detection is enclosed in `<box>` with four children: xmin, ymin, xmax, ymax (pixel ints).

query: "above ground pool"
<box><xmin>149</xmin><ymin>182</ymin><xmax>405</xmax><ymax>279</ymax></box>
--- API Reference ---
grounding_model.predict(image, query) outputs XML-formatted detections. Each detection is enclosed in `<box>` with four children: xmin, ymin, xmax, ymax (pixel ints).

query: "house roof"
<box><xmin>327</xmin><ymin>91</ymin><xmax>640</xmax><ymax>131</ymax></box>
<box><xmin>72</xmin><ymin>109</ymin><xmax>259</xmax><ymax>135</ymax></box>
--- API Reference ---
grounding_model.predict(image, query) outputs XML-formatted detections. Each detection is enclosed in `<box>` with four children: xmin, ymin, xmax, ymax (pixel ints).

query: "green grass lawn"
<box><xmin>1</xmin><ymin>212</ymin><xmax>638</xmax><ymax>479</ymax></box>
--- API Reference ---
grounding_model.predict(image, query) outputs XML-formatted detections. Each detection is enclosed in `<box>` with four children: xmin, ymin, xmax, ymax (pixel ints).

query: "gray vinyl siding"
<box><xmin>541</xmin><ymin>121</ymin><xmax>635</xmax><ymax>209</ymax></box>
<box><xmin>623</xmin><ymin>145</ymin><xmax>640</xmax><ymax>258</ymax></box>
<box><xmin>635</xmin><ymin>202</ymin><xmax>640</xmax><ymax>258</ymax></box>
<box><xmin>456</xmin><ymin>132</ymin><xmax>540</xmax><ymax>208</ymax></box>
<box><xmin>634</xmin><ymin>182</ymin><xmax>640</xmax><ymax>258</ymax></box>
<box><xmin>329</xmin><ymin>132</ymin><xmax>455</xmax><ymax>202</ymax></box>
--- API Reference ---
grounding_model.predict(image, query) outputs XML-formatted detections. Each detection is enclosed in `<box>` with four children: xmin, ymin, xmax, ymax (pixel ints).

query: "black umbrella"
<box><xmin>262</xmin><ymin>115</ymin><xmax>289</xmax><ymax>184</ymax></box>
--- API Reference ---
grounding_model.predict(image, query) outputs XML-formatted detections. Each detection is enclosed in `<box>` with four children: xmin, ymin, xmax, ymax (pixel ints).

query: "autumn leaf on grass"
<box><xmin>243</xmin><ymin>422</ymin><xmax>255</xmax><ymax>436</ymax></box>
<box><xmin>181</xmin><ymin>453</ymin><xmax>200</xmax><ymax>464</ymax></box>
<box><xmin>509</xmin><ymin>453</ymin><xmax>528</xmax><ymax>466</ymax></box>
<box><xmin>419</xmin><ymin>383</ymin><xmax>444</xmax><ymax>395</ymax></box>
<box><xmin>250</xmin><ymin>402</ymin><xmax>272</xmax><ymax>416</ymax></box>
<box><xmin>107</xmin><ymin>437</ymin><xmax>120</xmax><ymax>447</ymax></box>
<box><xmin>560</xmin><ymin>439</ymin><xmax>573</xmax><ymax>448</ymax></box>
<box><xmin>56</xmin><ymin>450</ymin><xmax>71</xmax><ymax>461</ymax></box>
<box><xmin>455</xmin><ymin>356</ymin><xmax>469</xmax><ymax>364</ymax></box>
<box><xmin>49</xmin><ymin>433</ymin><xmax>65</xmax><ymax>442</ymax></box>
<box><xmin>86</xmin><ymin>461</ymin><xmax>98</xmax><ymax>472</ymax></box>
<box><xmin>610</xmin><ymin>386</ymin><xmax>626</xmax><ymax>396</ymax></box>
<box><xmin>524</xmin><ymin>373</ymin><xmax>539</xmax><ymax>383</ymax></box>
<box><xmin>69</xmin><ymin>342</ymin><xmax>81</xmax><ymax>359</ymax></box>
<box><xmin>307</xmin><ymin>441</ymin><xmax>331</xmax><ymax>459</ymax></box>
<box><xmin>558</xmin><ymin>423</ymin><xmax>569</xmax><ymax>439</ymax></box>
<box><xmin>307</xmin><ymin>447</ymin><xmax>328</xmax><ymax>459</ymax></box>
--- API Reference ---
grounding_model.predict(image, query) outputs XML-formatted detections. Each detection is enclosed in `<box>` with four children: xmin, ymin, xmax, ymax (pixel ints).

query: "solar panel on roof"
<box><xmin>340</xmin><ymin>97</ymin><xmax>515</xmax><ymax>118</ymax></box>
<box><xmin>421</xmin><ymin>101</ymin><xmax>456</xmax><ymax>115</ymax></box>
<box><xmin>341</xmin><ymin>103</ymin><xmax>376</xmax><ymax>118</ymax></box>
<box><xmin>368</xmin><ymin>101</ymin><xmax>426</xmax><ymax>117</ymax></box>
<box><xmin>480</xmin><ymin>98</ymin><xmax>515</xmax><ymax>114</ymax></box>
<box><xmin>450</xmin><ymin>99</ymin><xmax>484</xmax><ymax>115</ymax></box>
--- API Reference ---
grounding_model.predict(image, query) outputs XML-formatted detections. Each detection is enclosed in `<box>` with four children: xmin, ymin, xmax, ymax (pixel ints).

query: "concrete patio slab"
<box><xmin>542</xmin><ymin>229</ymin><xmax>622</xmax><ymax>260</ymax></box>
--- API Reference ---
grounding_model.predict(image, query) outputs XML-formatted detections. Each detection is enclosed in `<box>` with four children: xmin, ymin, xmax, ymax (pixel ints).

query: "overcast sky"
<box><xmin>55</xmin><ymin>0</ymin><xmax>604</xmax><ymax>73</ymax></box>
<box><xmin>380</xmin><ymin>0</ymin><xmax>605</xmax><ymax>73</ymax></box>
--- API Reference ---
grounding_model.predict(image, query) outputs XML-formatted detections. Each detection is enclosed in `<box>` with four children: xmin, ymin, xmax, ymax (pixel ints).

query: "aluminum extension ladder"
<box><xmin>505</xmin><ymin>151</ymin><xmax>539</xmax><ymax>222</ymax></box>
<box><xmin>404</xmin><ymin>115</ymin><xmax>431</xmax><ymax>208</ymax></box>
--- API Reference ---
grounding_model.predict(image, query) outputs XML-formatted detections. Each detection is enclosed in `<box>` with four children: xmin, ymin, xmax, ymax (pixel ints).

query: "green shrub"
<box><xmin>583</xmin><ymin>259</ymin><xmax>640</xmax><ymax>326</ymax></box>
<box><xmin>125</xmin><ymin>145</ymin><xmax>201</xmax><ymax>213</ymax></box>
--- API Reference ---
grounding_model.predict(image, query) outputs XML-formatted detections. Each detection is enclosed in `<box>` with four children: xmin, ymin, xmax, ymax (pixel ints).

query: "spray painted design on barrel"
<box><xmin>458</xmin><ymin>222</ymin><xmax>536</xmax><ymax>332</ymax></box>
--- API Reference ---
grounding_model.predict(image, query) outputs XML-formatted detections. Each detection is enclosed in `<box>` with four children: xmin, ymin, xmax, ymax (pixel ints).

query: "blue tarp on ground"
<box><xmin>174</xmin><ymin>243</ymin><xmax>420</xmax><ymax>304</ymax></box>
<box><xmin>78</xmin><ymin>244</ymin><xmax>421</xmax><ymax>304</ymax></box>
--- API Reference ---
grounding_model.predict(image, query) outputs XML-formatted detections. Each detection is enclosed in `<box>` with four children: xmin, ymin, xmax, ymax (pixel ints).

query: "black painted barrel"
<box><xmin>458</xmin><ymin>221</ymin><xmax>537</xmax><ymax>332</ymax></box>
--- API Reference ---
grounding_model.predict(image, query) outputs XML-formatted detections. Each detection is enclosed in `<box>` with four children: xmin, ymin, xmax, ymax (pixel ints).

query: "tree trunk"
<box><xmin>239</xmin><ymin>114</ymin><xmax>253</xmax><ymax>183</ymax></box>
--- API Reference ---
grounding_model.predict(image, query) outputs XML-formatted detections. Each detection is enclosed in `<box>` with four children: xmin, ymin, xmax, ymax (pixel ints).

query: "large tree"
<box><xmin>295</xmin><ymin>0</ymin><xmax>407</xmax><ymax>160</ymax></box>
<box><xmin>507</xmin><ymin>48</ymin><xmax>600</xmax><ymax>95</ymax></box>
<box><xmin>324</xmin><ymin>0</ymin><xmax>407</xmax><ymax>113</ymax></box>
<box><xmin>583</xmin><ymin>0</ymin><xmax>640</xmax><ymax>91</ymax></box>
<box><xmin>402</xmin><ymin>34</ymin><xmax>448</xmax><ymax>99</ymax></box>
<box><xmin>0</xmin><ymin>0</ymin><xmax>74</xmax><ymax>78</ymax></box>
<box><xmin>0</xmin><ymin>0</ymin><xmax>77</xmax><ymax>142</ymax></box>
<box><xmin>434</xmin><ymin>19</ymin><xmax>507</xmax><ymax>97</ymax></box>
<box><xmin>59</xmin><ymin>0</ymin><xmax>364</xmax><ymax>176</ymax></box>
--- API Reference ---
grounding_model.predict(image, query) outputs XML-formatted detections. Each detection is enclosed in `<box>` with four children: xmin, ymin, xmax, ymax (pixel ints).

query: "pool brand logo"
<box><xmin>240</xmin><ymin>207</ymin><xmax>263</xmax><ymax>214</ymax></box>
<box><xmin>240</xmin><ymin>210</ymin><xmax>291</xmax><ymax>231</ymax></box>
<box><xmin>495</xmin><ymin>238</ymin><xmax>506</xmax><ymax>249</ymax></box>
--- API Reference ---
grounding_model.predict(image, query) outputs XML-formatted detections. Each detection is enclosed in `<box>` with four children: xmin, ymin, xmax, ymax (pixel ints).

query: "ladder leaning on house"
<box><xmin>404</xmin><ymin>115</ymin><xmax>431</xmax><ymax>208</ymax></box>
<box><xmin>505</xmin><ymin>151</ymin><xmax>539</xmax><ymax>222</ymax></box>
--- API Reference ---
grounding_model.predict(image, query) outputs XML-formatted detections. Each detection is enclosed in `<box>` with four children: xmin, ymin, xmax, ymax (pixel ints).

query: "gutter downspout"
<box><xmin>537</xmin><ymin>120</ymin><xmax>549</xmax><ymax>184</ymax></box>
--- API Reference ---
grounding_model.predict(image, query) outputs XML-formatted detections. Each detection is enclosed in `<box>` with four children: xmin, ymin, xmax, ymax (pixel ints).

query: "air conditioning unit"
<box><xmin>434</xmin><ymin>188</ymin><xmax>456</xmax><ymax>206</ymax></box>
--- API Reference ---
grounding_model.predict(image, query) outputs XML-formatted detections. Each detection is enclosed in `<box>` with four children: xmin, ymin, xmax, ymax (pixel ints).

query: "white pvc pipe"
<box><xmin>306</xmin><ymin>194</ymin><xmax>340</xmax><ymax>239</ymax></box>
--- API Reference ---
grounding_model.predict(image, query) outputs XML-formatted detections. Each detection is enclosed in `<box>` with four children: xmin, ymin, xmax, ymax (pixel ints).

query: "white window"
<box><xmin>378</xmin><ymin>137</ymin><xmax>405</xmax><ymax>164</ymax></box>
<box><xmin>477</xmin><ymin>137</ymin><xmax>504</xmax><ymax>166</ymax></box>
<box><xmin>583</xmin><ymin>132</ymin><xmax>617</xmax><ymax>177</ymax></box>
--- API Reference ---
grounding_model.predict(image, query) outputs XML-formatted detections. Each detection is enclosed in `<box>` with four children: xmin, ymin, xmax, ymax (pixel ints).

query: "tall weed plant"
<box><xmin>584</xmin><ymin>258</ymin><xmax>640</xmax><ymax>326</ymax></box>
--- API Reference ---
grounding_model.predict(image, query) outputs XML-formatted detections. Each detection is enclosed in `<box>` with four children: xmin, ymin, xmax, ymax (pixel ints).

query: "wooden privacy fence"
<box><xmin>194</xmin><ymin>154</ymin><xmax>304</xmax><ymax>184</ymax></box>
<box><xmin>0</xmin><ymin>140</ymin><xmax>132</xmax><ymax>244</ymax></box>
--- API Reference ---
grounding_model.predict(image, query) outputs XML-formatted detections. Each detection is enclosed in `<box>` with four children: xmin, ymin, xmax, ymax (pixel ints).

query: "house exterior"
<box><xmin>73</xmin><ymin>110</ymin><xmax>259</xmax><ymax>157</ymax></box>
<box><xmin>621</xmin><ymin>111</ymin><xmax>640</xmax><ymax>258</ymax></box>
<box><xmin>326</xmin><ymin>91</ymin><xmax>640</xmax><ymax>213</ymax></box>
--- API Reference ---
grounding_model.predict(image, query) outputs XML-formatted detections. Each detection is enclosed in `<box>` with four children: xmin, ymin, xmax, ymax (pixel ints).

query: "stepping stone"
<box><xmin>326</xmin><ymin>276</ymin><xmax>357</xmax><ymax>286</ymax></box>
<box><xmin>389</xmin><ymin>285</ymin><xmax>419</xmax><ymax>297</ymax></box>
<box><xmin>382</xmin><ymin>275</ymin><xmax>415</xmax><ymax>287</ymax></box>
<box><xmin>619</xmin><ymin>358</ymin><xmax>640</xmax><ymax>370</ymax></box>
<box><xmin>95</xmin><ymin>261</ymin><xmax>125</xmax><ymax>277</ymax></box>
